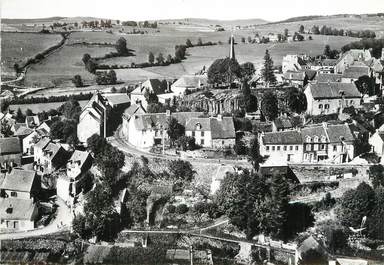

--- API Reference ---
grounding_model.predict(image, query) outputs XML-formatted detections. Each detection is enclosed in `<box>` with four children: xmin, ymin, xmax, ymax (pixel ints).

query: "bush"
<box><xmin>167</xmin><ymin>204</ymin><xmax>176</xmax><ymax>214</ymax></box>
<box><xmin>175</xmin><ymin>204</ymin><xmax>189</xmax><ymax>214</ymax></box>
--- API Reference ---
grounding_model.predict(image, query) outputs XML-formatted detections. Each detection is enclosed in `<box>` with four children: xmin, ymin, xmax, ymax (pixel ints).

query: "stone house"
<box><xmin>57</xmin><ymin>150</ymin><xmax>93</xmax><ymax>204</ymax></box>
<box><xmin>0</xmin><ymin>137</ymin><xmax>22</xmax><ymax>172</ymax></box>
<box><xmin>171</xmin><ymin>75</ymin><xmax>208</xmax><ymax>96</ymax></box>
<box><xmin>304</xmin><ymin>82</ymin><xmax>361</xmax><ymax>116</ymax></box>
<box><xmin>0</xmin><ymin>198</ymin><xmax>38</xmax><ymax>231</ymax></box>
<box><xmin>0</xmin><ymin>169</ymin><xmax>40</xmax><ymax>200</ymax></box>
<box><xmin>130</xmin><ymin>79</ymin><xmax>167</xmax><ymax>109</ymax></box>
<box><xmin>185</xmin><ymin>115</ymin><xmax>236</xmax><ymax>148</ymax></box>
<box><xmin>34</xmin><ymin>138</ymin><xmax>67</xmax><ymax>175</ymax></box>
<box><xmin>369</xmin><ymin>131</ymin><xmax>384</xmax><ymax>156</ymax></box>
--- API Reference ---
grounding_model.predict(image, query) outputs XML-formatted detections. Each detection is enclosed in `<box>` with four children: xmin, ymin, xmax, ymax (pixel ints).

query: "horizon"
<box><xmin>1</xmin><ymin>0</ymin><xmax>383</xmax><ymax>22</ymax></box>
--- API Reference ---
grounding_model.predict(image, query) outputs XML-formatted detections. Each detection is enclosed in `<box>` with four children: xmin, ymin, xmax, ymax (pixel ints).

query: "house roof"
<box><xmin>132</xmin><ymin>79</ymin><xmax>166</xmax><ymax>95</ymax></box>
<box><xmin>262</xmin><ymin>131</ymin><xmax>302</xmax><ymax>145</ymax></box>
<box><xmin>316</xmin><ymin>73</ymin><xmax>342</xmax><ymax>83</ymax></box>
<box><xmin>284</xmin><ymin>71</ymin><xmax>306</xmax><ymax>81</ymax></box>
<box><xmin>43</xmin><ymin>142</ymin><xmax>63</xmax><ymax>160</ymax></box>
<box><xmin>172</xmin><ymin>75</ymin><xmax>208</xmax><ymax>89</ymax></box>
<box><xmin>133</xmin><ymin>112</ymin><xmax>203</xmax><ymax>131</ymax></box>
<box><xmin>67</xmin><ymin>150</ymin><xmax>91</xmax><ymax>170</ymax></box>
<box><xmin>307</xmin><ymin>82</ymin><xmax>361</xmax><ymax>99</ymax></box>
<box><xmin>1</xmin><ymin>169</ymin><xmax>36</xmax><ymax>193</ymax></box>
<box><xmin>273</xmin><ymin>117</ymin><xmax>293</xmax><ymax>129</ymax></box>
<box><xmin>0</xmin><ymin>137</ymin><xmax>21</xmax><ymax>155</ymax></box>
<box><xmin>321</xmin><ymin>59</ymin><xmax>337</xmax><ymax>66</ymax></box>
<box><xmin>14</xmin><ymin>126</ymin><xmax>34</xmax><ymax>137</ymax></box>
<box><xmin>343</xmin><ymin>66</ymin><xmax>370</xmax><ymax>79</ymax></box>
<box><xmin>124</xmin><ymin>104</ymin><xmax>147</xmax><ymax>118</ymax></box>
<box><xmin>0</xmin><ymin>198</ymin><xmax>37</xmax><ymax>220</ymax></box>
<box><xmin>325</xmin><ymin>124</ymin><xmax>355</xmax><ymax>143</ymax></box>
<box><xmin>35</xmin><ymin>137</ymin><xmax>51</xmax><ymax>150</ymax></box>
<box><xmin>102</xmin><ymin>93</ymin><xmax>130</xmax><ymax>107</ymax></box>
<box><xmin>185</xmin><ymin>117</ymin><xmax>236</xmax><ymax>139</ymax></box>
<box><xmin>304</xmin><ymin>70</ymin><xmax>317</xmax><ymax>80</ymax></box>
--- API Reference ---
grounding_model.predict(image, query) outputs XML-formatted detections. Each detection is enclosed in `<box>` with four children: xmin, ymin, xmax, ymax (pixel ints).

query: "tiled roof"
<box><xmin>0</xmin><ymin>198</ymin><xmax>37</xmax><ymax>220</ymax></box>
<box><xmin>316</xmin><ymin>73</ymin><xmax>342</xmax><ymax>83</ymax></box>
<box><xmin>43</xmin><ymin>142</ymin><xmax>62</xmax><ymax>160</ymax></box>
<box><xmin>132</xmin><ymin>79</ymin><xmax>166</xmax><ymax>95</ymax></box>
<box><xmin>262</xmin><ymin>131</ymin><xmax>302</xmax><ymax>145</ymax></box>
<box><xmin>308</xmin><ymin>82</ymin><xmax>361</xmax><ymax>99</ymax></box>
<box><xmin>0</xmin><ymin>137</ymin><xmax>21</xmax><ymax>154</ymax></box>
<box><xmin>67</xmin><ymin>150</ymin><xmax>91</xmax><ymax>169</ymax></box>
<box><xmin>1</xmin><ymin>169</ymin><xmax>36</xmax><ymax>192</ymax></box>
<box><xmin>35</xmin><ymin>137</ymin><xmax>51</xmax><ymax>150</ymax></box>
<box><xmin>273</xmin><ymin>117</ymin><xmax>293</xmax><ymax>129</ymax></box>
<box><xmin>172</xmin><ymin>75</ymin><xmax>208</xmax><ymax>88</ymax></box>
<box><xmin>14</xmin><ymin>126</ymin><xmax>34</xmax><ymax>137</ymax></box>
<box><xmin>133</xmin><ymin>112</ymin><xmax>203</xmax><ymax>131</ymax></box>
<box><xmin>343</xmin><ymin>66</ymin><xmax>370</xmax><ymax>79</ymax></box>
<box><xmin>123</xmin><ymin>104</ymin><xmax>146</xmax><ymax>117</ymax></box>
<box><xmin>102</xmin><ymin>93</ymin><xmax>130</xmax><ymax>106</ymax></box>
<box><xmin>326</xmin><ymin>124</ymin><xmax>355</xmax><ymax>143</ymax></box>
<box><xmin>185</xmin><ymin>117</ymin><xmax>236</xmax><ymax>139</ymax></box>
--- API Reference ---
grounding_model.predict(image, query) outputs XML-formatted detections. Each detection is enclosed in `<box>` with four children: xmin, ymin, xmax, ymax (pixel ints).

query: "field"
<box><xmin>1</xmin><ymin>32</ymin><xmax>62</xmax><ymax>78</ymax></box>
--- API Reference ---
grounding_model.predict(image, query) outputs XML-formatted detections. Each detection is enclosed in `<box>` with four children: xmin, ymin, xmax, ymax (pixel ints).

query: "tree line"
<box><xmin>310</xmin><ymin>25</ymin><xmax>376</xmax><ymax>38</ymax></box>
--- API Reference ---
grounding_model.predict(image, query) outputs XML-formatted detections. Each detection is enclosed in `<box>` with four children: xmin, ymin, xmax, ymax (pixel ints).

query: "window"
<box><xmin>283</xmin><ymin>146</ymin><xmax>287</xmax><ymax>151</ymax></box>
<box><xmin>320</xmin><ymin>144</ymin><xmax>325</xmax><ymax>150</ymax></box>
<box><xmin>277</xmin><ymin>146</ymin><xmax>281</xmax><ymax>151</ymax></box>
<box><xmin>314</xmin><ymin>136</ymin><xmax>319</xmax><ymax>142</ymax></box>
<box><xmin>10</xmin><ymin>191</ymin><xmax>17</xmax><ymax>197</ymax></box>
<box><xmin>201</xmin><ymin>131</ymin><xmax>205</xmax><ymax>137</ymax></box>
<box><xmin>201</xmin><ymin>139</ymin><xmax>204</xmax><ymax>145</ymax></box>
<box><xmin>290</xmin><ymin>146</ymin><xmax>293</xmax><ymax>151</ymax></box>
<box><xmin>295</xmin><ymin>146</ymin><xmax>299</xmax><ymax>151</ymax></box>
<box><xmin>266</xmin><ymin>146</ymin><xmax>270</xmax><ymax>151</ymax></box>
<box><xmin>304</xmin><ymin>153</ymin><xmax>308</xmax><ymax>160</ymax></box>
<box><xmin>313</xmin><ymin>144</ymin><xmax>318</xmax><ymax>151</ymax></box>
<box><xmin>325</xmin><ymin>104</ymin><xmax>330</xmax><ymax>109</ymax></box>
<box><xmin>306</xmin><ymin>136</ymin><xmax>311</xmax><ymax>143</ymax></box>
<box><xmin>192</xmin><ymin>131</ymin><xmax>195</xmax><ymax>137</ymax></box>
<box><xmin>319</xmin><ymin>104</ymin><xmax>323</xmax><ymax>109</ymax></box>
<box><xmin>272</xmin><ymin>146</ymin><xmax>275</xmax><ymax>151</ymax></box>
<box><xmin>306</xmin><ymin>144</ymin><xmax>311</xmax><ymax>151</ymax></box>
<box><xmin>321</xmin><ymin>136</ymin><xmax>327</xmax><ymax>142</ymax></box>
<box><xmin>333</xmin><ymin>145</ymin><xmax>337</xmax><ymax>151</ymax></box>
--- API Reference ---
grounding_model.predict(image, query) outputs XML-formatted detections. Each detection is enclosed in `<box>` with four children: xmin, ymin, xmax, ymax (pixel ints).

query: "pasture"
<box><xmin>9</xmin><ymin>100</ymin><xmax>88</xmax><ymax>114</ymax></box>
<box><xmin>1</xmin><ymin>32</ymin><xmax>62</xmax><ymax>78</ymax></box>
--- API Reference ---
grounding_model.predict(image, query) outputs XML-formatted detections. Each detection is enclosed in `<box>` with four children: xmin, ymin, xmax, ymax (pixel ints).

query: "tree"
<box><xmin>87</xmin><ymin>134</ymin><xmax>108</xmax><ymax>154</ymax></box>
<box><xmin>156</xmin><ymin>53</ymin><xmax>164</xmax><ymax>65</ymax></box>
<box><xmin>261</xmin><ymin>50</ymin><xmax>276</xmax><ymax>86</ymax></box>
<box><xmin>176</xmin><ymin>135</ymin><xmax>196</xmax><ymax>151</ymax></box>
<box><xmin>25</xmin><ymin>108</ymin><xmax>34</xmax><ymax>116</ymax></box>
<box><xmin>186</xmin><ymin>39</ymin><xmax>193</xmax><ymax>47</ymax></box>
<box><xmin>234</xmin><ymin>139</ymin><xmax>247</xmax><ymax>155</ymax></box>
<box><xmin>367</xmin><ymin>187</ymin><xmax>384</xmax><ymax>240</ymax></box>
<box><xmin>50</xmin><ymin>119</ymin><xmax>78</xmax><ymax>143</ymax></box>
<box><xmin>167</xmin><ymin>118</ymin><xmax>185</xmax><ymax>146</ymax></box>
<box><xmin>82</xmin><ymin>53</ymin><xmax>91</xmax><ymax>64</ymax></box>
<box><xmin>148</xmin><ymin>52</ymin><xmax>155</xmax><ymax>64</ymax></box>
<box><xmin>248</xmin><ymin>136</ymin><xmax>264</xmax><ymax>171</ymax></box>
<box><xmin>355</xmin><ymin>75</ymin><xmax>375</xmax><ymax>96</ymax></box>
<box><xmin>323</xmin><ymin>45</ymin><xmax>331</xmax><ymax>58</ymax></box>
<box><xmin>0</xmin><ymin>119</ymin><xmax>13</xmax><ymax>137</ymax></box>
<box><xmin>338</xmin><ymin>182</ymin><xmax>376</xmax><ymax>228</ymax></box>
<box><xmin>174</xmin><ymin>45</ymin><xmax>187</xmax><ymax>61</ymax></box>
<box><xmin>299</xmin><ymin>25</ymin><xmax>305</xmax><ymax>33</ymax></box>
<box><xmin>86</xmin><ymin>60</ymin><xmax>97</xmax><ymax>74</ymax></box>
<box><xmin>95</xmin><ymin>70</ymin><xmax>117</xmax><ymax>85</ymax></box>
<box><xmin>197</xmin><ymin>37</ymin><xmax>203</xmax><ymax>46</ymax></box>
<box><xmin>58</xmin><ymin>99</ymin><xmax>82</xmax><ymax>120</ymax></box>
<box><xmin>115</xmin><ymin>37</ymin><xmax>129</xmax><ymax>55</ymax></box>
<box><xmin>241</xmin><ymin>80</ymin><xmax>257</xmax><ymax>112</ymax></box>
<box><xmin>287</xmin><ymin>87</ymin><xmax>307</xmax><ymax>113</ymax></box>
<box><xmin>15</xmin><ymin>107</ymin><xmax>25</xmax><ymax>123</ymax></box>
<box><xmin>241</xmin><ymin>37</ymin><xmax>246</xmax><ymax>43</ymax></box>
<box><xmin>166</xmin><ymin>54</ymin><xmax>173</xmax><ymax>64</ymax></box>
<box><xmin>168</xmin><ymin>160</ymin><xmax>195</xmax><ymax>183</ymax></box>
<box><xmin>72</xmin><ymin>75</ymin><xmax>83</xmax><ymax>87</ymax></box>
<box><xmin>261</xmin><ymin>91</ymin><xmax>278</xmax><ymax>121</ymax></box>
<box><xmin>13</xmin><ymin>63</ymin><xmax>20</xmax><ymax>74</ymax></box>
<box><xmin>311</xmin><ymin>25</ymin><xmax>320</xmax><ymax>34</ymax></box>
<box><xmin>207</xmin><ymin>57</ymin><xmax>242</xmax><ymax>84</ymax></box>
<box><xmin>369</xmin><ymin>164</ymin><xmax>384</xmax><ymax>188</ymax></box>
<box><xmin>147</xmin><ymin>103</ymin><xmax>166</xmax><ymax>113</ymax></box>
<box><xmin>240</xmin><ymin>62</ymin><xmax>255</xmax><ymax>80</ymax></box>
<box><xmin>284</xmin><ymin>28</ymin><xmax>289</xmax><ymax>37</ymax></box>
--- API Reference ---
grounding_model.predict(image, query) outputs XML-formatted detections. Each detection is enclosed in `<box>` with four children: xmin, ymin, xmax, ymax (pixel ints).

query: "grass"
<box><xmin>9</xmin><ymin>100</ymin><xmax>88</xmax><ymax>114</ymax></box>
<box><xmin>1</xmin><ymin>24</ymin><xmax>362</xmax><ymax>90</ymax></box>
<box><xmin>1</xmin><ymin>32</ymin><xmax>62</xmax><ymax>77</ymax></box>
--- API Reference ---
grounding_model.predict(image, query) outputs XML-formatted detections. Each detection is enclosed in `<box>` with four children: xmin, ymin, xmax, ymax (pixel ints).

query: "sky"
<box><xmin>1</xmin><ymin>0</ymin><xmax>383</xmax><ymax>22</ymax></box>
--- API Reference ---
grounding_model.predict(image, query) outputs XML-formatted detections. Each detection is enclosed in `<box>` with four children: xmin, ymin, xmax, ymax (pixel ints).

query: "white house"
<box><xmin>57</xmin><ymin>150</ymin><xmax>93</xmax><ymax>204</ymax></box>
<box><xmin>259</xmin><ymin>123</ymin><xmax>356</xmax><ymax>164</ymax></box>
<box><xmin>369</xmin><ymin>130</ymin><xmax>384</xmax><ymax>156</ymax></box>
<box><xmin>0</xmin><ymin>198</ymin><xmax>38</xmax><ymax>231</ymax></box>
<box><xmin>34</xmin><ymin>138</ymin><xmax>67</xmax><ymax>175</ymax></box>
<box><xmin>282</xmin><ymin>54</ymin><xmax>307</xmax><ymax>73</ymax></box>
<box><xmin>22</xmin><ymin>129</ymin><xmax>49</xmax><ymax>156</ymax></box>
<box><xmin>304</xmin><ymin>82</ymin><xmax>361</xmax><ymax>116</ymax></box>
<box><xmin>171</xmin><ymin>75</ymin><xmax>208</xmax><ymax>96</ymax></box>
<box><xmin>0</xmin><ymin>169</ymin><xmax>40</xmax><ymax>200</ymax></box>
<box><xmin>185</xmin><ymin>115</ymin><xmax>236</xmax><ymax>148</ymax></box>
<box><xmin>130</xmin><ymin>79</ymin><xmax>167</xmax><ymax>109</ymax></box>
<box><xmin>126</xmin><ymin>111</ymin><xmax>203</xmax><ymax>149</ymax></box>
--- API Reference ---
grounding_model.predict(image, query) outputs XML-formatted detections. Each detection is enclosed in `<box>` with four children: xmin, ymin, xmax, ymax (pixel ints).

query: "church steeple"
<box><xmin>229</xmin><ymin>34</ymin><xmax>235</xmax><ymax>59</ymax></box>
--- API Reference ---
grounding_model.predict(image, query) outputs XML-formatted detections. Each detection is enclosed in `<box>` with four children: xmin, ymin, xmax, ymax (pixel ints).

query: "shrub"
<box><xmin>167</xmin><ymin>204</ymin><xmax>176</xmax><ymax>214</ymax></box>
<box><xmin>175</xmin><ymin>204</ymin><xmax>189</xmax><ymax>214</ymax></box>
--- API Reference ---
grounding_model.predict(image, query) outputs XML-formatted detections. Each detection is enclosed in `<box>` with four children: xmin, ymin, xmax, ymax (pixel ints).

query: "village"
<box><xmin>1</xmin><ymin>7</ymin><xmax>384</xmax><ymax>265</ymax></box>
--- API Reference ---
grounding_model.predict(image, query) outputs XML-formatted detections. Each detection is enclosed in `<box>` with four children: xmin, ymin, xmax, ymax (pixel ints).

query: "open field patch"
<box><xmin>1</xmin><ymin>32</ymin><xmax>62</xmax><ymax>78</ymax></box>
<box><xmin>9</xmin><ymin>100</ymin><xmax>88</xmax><ymax>114</ymax></box>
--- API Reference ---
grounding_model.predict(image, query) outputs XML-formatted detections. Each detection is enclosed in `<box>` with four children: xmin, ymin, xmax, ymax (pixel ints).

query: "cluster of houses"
<box><xmin>0</xmin><ymin>114</ymin><xmax>94</xmax><ymax>231</ymax></box>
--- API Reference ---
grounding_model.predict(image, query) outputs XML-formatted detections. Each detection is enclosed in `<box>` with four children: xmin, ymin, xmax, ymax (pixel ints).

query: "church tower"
<box><xmin>229</xmin><ymin>34</ymin><xmax>235</xmax><ymax>59</ymax></box>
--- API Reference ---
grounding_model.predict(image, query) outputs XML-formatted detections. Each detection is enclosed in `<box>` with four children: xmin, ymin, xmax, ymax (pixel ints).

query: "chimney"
<box><xmin>217</xmin><ymin>114</ymin><xmax>222</xmax><ymax>121</ymax></box>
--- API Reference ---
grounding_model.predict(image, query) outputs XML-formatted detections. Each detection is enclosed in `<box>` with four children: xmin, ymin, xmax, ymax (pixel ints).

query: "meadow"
<box><xmin>1</xmin><ymin>32</ymin><xmax>62</xmax><ymax>78</ymax></box>
<box><xmin>17</xmin><ymin>26</ymin><xmax>358</xmax><ymax>88</ymax></box>
<box><xmin>9</xmin><ymin>100</ymin><xmax>88</xmax><ymax>114</ymax></box>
